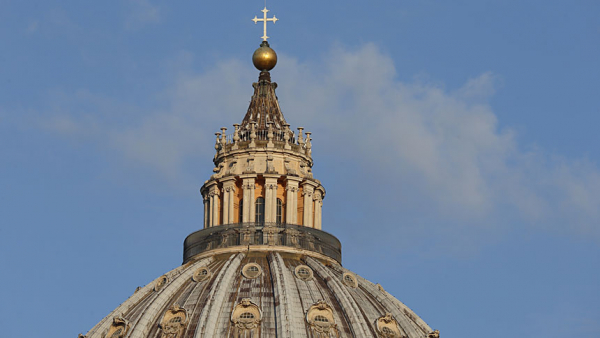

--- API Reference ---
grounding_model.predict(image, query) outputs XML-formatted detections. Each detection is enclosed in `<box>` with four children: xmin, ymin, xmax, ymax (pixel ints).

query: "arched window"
<box><xmin>255</xmin><ymin>197</ymin><xmax>265</xmax><ymax>223</ymax></box>
<box><xmin>238</xmin><ymin>200</ymin><xmax>243</xmax><ymax>223</ymax></box>
<box><xmin>276</xmin><ymin>198</ymin><xmax>283</xmax><ymax>224</ymax></box>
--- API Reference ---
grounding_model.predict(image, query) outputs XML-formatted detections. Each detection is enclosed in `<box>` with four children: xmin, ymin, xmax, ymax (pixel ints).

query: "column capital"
<box><xmin>300</xmin><ymin>179</ymin><xmax>319</xmax><ymax>189</ymax></box>
<box><xmin>263</xmin><ymin>173</ymin><xmax>280</xmax><ymax>180</ymax></box>
<box><xmin>239</xmin><ymin>173</ymin><xmax>258</xmax><ymax>180</ymax></box>
<box><xmin>286</xmin><ymin>176</ymin><xmax>303</xmax><ymax>184</ymax></box>
<box><xmin>220</xmin><ymin>175</ymin><xmax>237</xmax><ymax>184</ymax></box>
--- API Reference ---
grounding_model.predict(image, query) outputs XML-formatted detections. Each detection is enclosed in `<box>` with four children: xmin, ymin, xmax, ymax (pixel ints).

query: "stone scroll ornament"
<box><xmin>231</xmin><ymin>298</ymin><xmax>262</xmax><ymax>338</ymax></box>
<box><xmin>102</xmin><ymin>317</ymin><xmax>129</xmax><ymax>338</ymax></box>
<box><xmin>306</xmin><ymin>300</ymin><xmax>340</xmax><ymax>338</ymax></box>
<box><xmin>375</xmin><ymin>313</ymin><xmax>406</xmax><ymax>338</ymax></box>
<box><xmin>428</xmin><ymin>330</ymin><xmax>440</xmax><ymax>338</ymax></box>
<box><xmin>159</xmin><ymin>304</ymin><xmax>188</xmax><ymax>338</ymax></box>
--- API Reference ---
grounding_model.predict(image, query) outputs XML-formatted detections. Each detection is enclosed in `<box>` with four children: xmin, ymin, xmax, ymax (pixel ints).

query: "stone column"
<box><xmin>209</xmin><ymin>185</ymin><xmax>220</xmax><ymax>227</ymax></box>
<box><xmin>264</xmin><ymin>175</ymin><xmax>279</xmax><ymax>223</ymax></box>
<box><xmin>301</xmin><ymin>183</ymin><xmax>315</xmax><ymax>228</ymax></box>
<box><xmin>313</xmin><ymin>190</ymin><xmax>323</xmax><ymax>230</ymax></box>
<box><xmin>204</xmin><ymin>182</ymin><xmax>219</xmax><ymax>227</ymax></box>
<box><xmin>285</xmin><ymin>177</ymin><xmax>302</xmax><ymax>224</ymax></box>
<box><xmin>221</xmin><ymin>177</ymin><xmax>236</xmax><ymax>225</ymax></box>
<box><xmin>241</xmin><ymin>175</ymin><xmax>256</xmax><ymax>223</ymax></box>
<box><xmin>203</xmin><ymin>195</ymin><xmax>209</xmax><ymax>229</ymax></box>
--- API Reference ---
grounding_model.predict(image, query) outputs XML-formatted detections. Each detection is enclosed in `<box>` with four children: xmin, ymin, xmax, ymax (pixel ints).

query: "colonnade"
<box><xmin>202</xmin><ymin>176</ymin><xmax>323</xmax><ymax>230</ymax></box>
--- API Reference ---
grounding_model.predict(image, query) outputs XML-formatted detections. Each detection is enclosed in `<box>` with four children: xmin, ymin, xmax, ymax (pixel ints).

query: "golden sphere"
<box><xmin>252</xmin><ymin>45</ymin><xmax>277</xmax><ymax>71</ymax></box>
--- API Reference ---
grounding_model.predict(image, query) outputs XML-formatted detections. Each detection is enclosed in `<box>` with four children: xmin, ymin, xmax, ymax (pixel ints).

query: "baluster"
<box><xmin>220</xmin><ymin>127</ymin><xmax>227</xmax><ymax>149</ymax></box>
<box><xmin>232</xmin><ymin>124</ymin><xmax>240</xmax><ymax>150</ymax></box>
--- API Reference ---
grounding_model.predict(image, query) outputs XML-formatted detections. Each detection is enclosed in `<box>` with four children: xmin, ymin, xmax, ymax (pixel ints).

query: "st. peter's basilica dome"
<box><xmin>81</xmin><ymin>8</ymin><xmax>438</xmax><ymax>338</ymax></box>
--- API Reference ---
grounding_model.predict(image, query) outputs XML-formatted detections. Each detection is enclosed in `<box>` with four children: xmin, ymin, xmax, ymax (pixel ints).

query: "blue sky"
<box><xmin>1</xmin><ymin>1</ymin><xmax>599</xmax><ymax>337</ymax></box>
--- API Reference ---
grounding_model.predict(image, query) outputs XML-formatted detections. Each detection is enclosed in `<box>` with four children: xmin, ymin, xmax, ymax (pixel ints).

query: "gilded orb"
<box><xmin>252</xmin><ymin>44</ymin><xmax>277</xmax><ymax>71</ymax></box>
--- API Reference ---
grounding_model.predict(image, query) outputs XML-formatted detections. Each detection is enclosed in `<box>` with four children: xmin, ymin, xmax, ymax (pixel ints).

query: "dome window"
<box><xmin>375</xmin><ymin>313</ymin><xmax>404</xmax><ymax>338</ymax></box>
<box><xmin>240</xmin><ymin>312</ymin><xmax>255</xmax><ymax>319</ymax></box>
<box><xmin>109</xmin><ymin>328</ymin><xmax>123</xmax><ymax>338</ymax></box>
<box><xmin>255</xmin><ymin>197</ymin><xmax>265</xmax><ymax>223</ymax></box>
<box><xmin>306</xmin><ymin>300</ymin><xmax>339</xmax><ymax>337</ymax></box>
<box><xmin>294</xmin><ymin>265</ymin><xmax>314</xmax><ymax>281</ymax></box>
<box><xmin>314</xmin><ymin>315</ymin><xmax>329</xmax><ymax>323</ymax></box>
<box><xmin>192</xmin><ymin>267</ymin><xmax>211</xmax><ymax>282</ymax></box>
<box><xmin>169</xmin><ymin>316</ymin><xmax>182</xmax><ymax>323</ymax></box>
<box><xmin>231</xmin><ymin>298</ymin><xmax>262</xmax><ymax>336</ymax></box>
<box><xmin>154</xmin><ymin>275</ymin><xmax>169</xmax><ymax>292</ymax></box>
<box><xmin>342</xmin><ymin>272</ymin><xmax>358</xmax><ymax>288</ymax></box>
<box><xmin>242</xmin><ymin>263</ymin><xmax>263</xmax><ymax>279</ymax></box>
<box><xmin>105</xmin><ymin>317</ymin><xmax>129</xmax><ymax>338</ymax></box>
<box><xmin>159</xmin><ymin>304</ymin><xmax>188</xmax><ymax>338</ymax></box>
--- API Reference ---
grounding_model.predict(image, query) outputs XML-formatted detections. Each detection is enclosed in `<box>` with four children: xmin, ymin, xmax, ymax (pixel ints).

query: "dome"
<box><xmin>82</xmin><ymin>8</ymin><xmax>438</xmax><ymax>338</ymax></box>
<box><xmin>84</xmin><ymin>225</ymin><xmax>436</xmax><ymax>338</ymax></box>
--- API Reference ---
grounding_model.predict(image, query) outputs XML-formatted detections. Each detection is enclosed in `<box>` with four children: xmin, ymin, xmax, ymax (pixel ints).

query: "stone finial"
<box><xmin>220</xmin><ymin>127</ymin><xmax>227</xmax><ymax>148</ymax></box>
<box><xmin>232</xmin><ymin>124</ymin><xmax>240</xmax><ymax>150</ymax></box>
<box><xmin>266</xmin><ymin>122</ymin><xmax>274</xmax><ymax>148</ymax></box>
<box><xmin>249</xmin><ymin>122</ymin><xmax>257</xmax><ymax>148</ymax></box>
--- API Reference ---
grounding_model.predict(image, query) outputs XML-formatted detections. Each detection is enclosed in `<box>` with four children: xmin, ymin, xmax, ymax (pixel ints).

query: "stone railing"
<box><xmin>183</xmin><ymin>222</ymin><xmax>341</xmax><ymax>264</ymax></box>
<box><xmin>213</xmin><ymin>123</ymin><xmax>312</xmax><ymax>157</ymax></box>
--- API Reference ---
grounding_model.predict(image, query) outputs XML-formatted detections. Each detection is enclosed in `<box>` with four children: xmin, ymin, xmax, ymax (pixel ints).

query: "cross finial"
<box><xmin>252</xmin><ymin>7</ymin><xmax>278</xmax><ymax>41</ymax></box>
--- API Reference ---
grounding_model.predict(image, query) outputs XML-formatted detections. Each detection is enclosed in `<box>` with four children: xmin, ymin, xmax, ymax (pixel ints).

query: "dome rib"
<box><xmin>195</xmin><ymin>253</ymin><xmax>244</xmax><ymax>337</ymax></box>
<box><xmin>86</xmin><ymin>251</ymin><xmax>436</xmax><ymax>338</ymax></box>
<box><xmin>351</xmin><ymin>269</ymin><xmax>433</xmax><ymax>337</ymax></box>
<box><xmin>240</xmin><ymin>71</ymin><xmax>288</xmax><ymax>132</ymax></box>
<box><xmin>269</xmin><ymin>252</ymin><xmax>306</xmax><ymax>337</ymax></box>
<box><xmin>306</xmin><ymin>257</ymin><xmax>374</xmax><ymax>337</ymax></box>
<box><xmin>129</xmin><ymin>257</ymin><xmax>209</xmax><ymax>338</ymax></box>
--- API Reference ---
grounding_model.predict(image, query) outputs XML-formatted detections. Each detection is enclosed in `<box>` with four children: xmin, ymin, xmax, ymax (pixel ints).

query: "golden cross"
<box><xmin>252</xmin><ymin>7</ymin><xmax>278</xmax><ymax>41</ymax></box>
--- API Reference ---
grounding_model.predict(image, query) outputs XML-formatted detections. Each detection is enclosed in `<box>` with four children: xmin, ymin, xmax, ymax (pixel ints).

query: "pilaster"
<box><xmin>301</xmin><ymin>181</ymin><xmax>316</xmax><ymax>228</ymax></box>
<box><xmin>240</xmin><ymin>174</ymin><xmax>257</xmax><ymax>223</ymax></box>
<box><xmin>313</xmin><ymin>190</ymin><xmax>322</xmax><ymax>230</ymax></box>
<box><xmin>285</xmin><ymin>177</ymin><xmax>302</xmax><ymax>224</ymax></box>
<box><xmin>221</xmin><ymin>176</ymin><xmax>236</xmax><ymax>225</ymax></box>
<box><xmin>208</xmin><ymin>183</ymin><xmax>220</xmax><ymax>227</ymax></box>
<box><xmin>264</xmin><ymin>174</ymin><xmax>279</xmax><ymax>223</ymax></box>
<box><xmin>203</xmin><ymin>196</ymin><xmax>209</xmax><ymax>229</ymax></box>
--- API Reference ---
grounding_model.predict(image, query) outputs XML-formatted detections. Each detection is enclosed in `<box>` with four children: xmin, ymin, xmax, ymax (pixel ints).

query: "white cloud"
<box><xmin>35</xmin><ymin>43</ymin><xmax>600</xmax><ymax>243</ymax></box>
